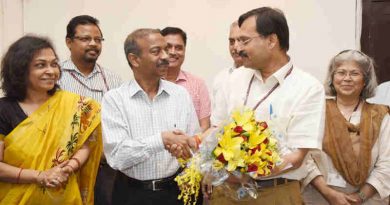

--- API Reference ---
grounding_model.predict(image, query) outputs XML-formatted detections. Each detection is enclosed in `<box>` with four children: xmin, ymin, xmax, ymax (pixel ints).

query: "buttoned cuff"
<box><xmin>301</xmin><ymin>162</ymin><xmax>322</xmax><ymax>188</ymax></box>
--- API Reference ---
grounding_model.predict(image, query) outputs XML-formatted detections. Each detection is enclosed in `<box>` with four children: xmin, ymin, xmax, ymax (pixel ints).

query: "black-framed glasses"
<box><xmin>73</xmin><ymin>36</ymin><xmax>105</xmax><ymax>44</ymax></box>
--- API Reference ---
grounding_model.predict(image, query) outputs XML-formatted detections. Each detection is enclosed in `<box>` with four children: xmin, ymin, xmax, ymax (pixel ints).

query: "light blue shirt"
<box><xmin>102</xmin><ymin>79</ymin><xmax>200</xmax><ymax>180</ymax></box>
<box><xmin>59</xmin><ymin>60</ymin><xmax>122</xmax><ymax>102</ymax></box>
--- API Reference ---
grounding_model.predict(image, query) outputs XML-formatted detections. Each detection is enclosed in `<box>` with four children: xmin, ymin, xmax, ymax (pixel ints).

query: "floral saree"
<box><xmin>0</xmin><ymin>90</ymin><xmax>102</xmax><ymax>205</ymax></box>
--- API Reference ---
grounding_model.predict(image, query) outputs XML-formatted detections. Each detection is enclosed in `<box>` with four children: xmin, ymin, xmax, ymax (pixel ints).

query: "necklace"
<box><xmin>337</xmin><ymin>99</ymin><xmax>361</xmax><ymax>122</ymax></box>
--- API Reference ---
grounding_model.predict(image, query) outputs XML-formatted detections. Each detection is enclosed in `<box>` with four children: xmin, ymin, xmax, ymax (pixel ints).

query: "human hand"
<box><xmin>201</xmin><ymin>172</ymin><xmax>214</xmax><ymax>199</ymax></box>
<box><xmin>62</xmin><ymin>163</ymin><xmax>75</xmax><ymax>175</ymax></box>
<box><xmin>162</xmin><ymin>131</ymin><xmax>195</xmax><ymax>159</ymax></box>
<box><xmin>168</xmin><ymin>139</ymin><xmax>198</xmax><ymax>159</ymax></box>
<box><xmin>346</xmin><ymin>193</ymin><xmax>363</xmax><ymax>205</ymax></box>
<box><xmin>324</xmin><ymin>189</ymin><xmax>357</xmax><ymax>205</ymax></box>
<box><xmin>37</xmin><ymin>161</ymin><xmax>70</xmax><ymax>188</ymax></box>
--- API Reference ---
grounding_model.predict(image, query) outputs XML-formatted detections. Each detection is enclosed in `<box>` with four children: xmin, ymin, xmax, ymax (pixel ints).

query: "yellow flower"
<box><xmin>245</xmin><ymin>148</ymin><xmax>262</xmax><ymax>165</ymax></box>
<box><xmin>212</xmin><ymin>160</ymin><xmax>225</xmax><ymax>171</ymax></box>
<box><xmin>226</xmin><ymin>149</ymin><xmax>247</xmax><ymax>171</ymax></box>
<box><xmin>175</xmin><ymin>154</ymin><xmax>202</xmax><ymax>205</ymax></box>
<box><xmin>247</xmin><ymin>129</ymin><xmax>267</xmax><ymax>149</ymax></box>
<box><xmin>223</xmin><ymin>123</ymin><xmax>236</xmax><ymax>136</ymax></box>
<box><xmin>231</xmin><ymin>108</ymin><xmax>256</xmax><ymax>133</ymax></box>
<box><xmin>214</xmin><ymin>134</ymin><xmax>243</xmax><ymax>162</ymax></box>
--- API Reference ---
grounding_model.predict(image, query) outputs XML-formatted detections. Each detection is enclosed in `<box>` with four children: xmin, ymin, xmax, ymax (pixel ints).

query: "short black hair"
<box><xmin>161</xmin><ymin>27</ymin><xmax>187</xmax><ymax>46</ymax></box>
<box><xmin>1</xmin><ymin>35</ymin><xmax>60</xmax><ymax>101</ymax></box>
<box><xmin>238</xmin><ymin>7</ymin><xmax>289</xmax><ymax>51</ymax></box>
<box><xmin>124</xmin><ymin>28</ymin><xmax>161</xmax><ymax>68</ymax></box>
<box><xmin>66</xmin><ymin>15</ymin><xmax>103</xmax><ymax>39</ymax></box>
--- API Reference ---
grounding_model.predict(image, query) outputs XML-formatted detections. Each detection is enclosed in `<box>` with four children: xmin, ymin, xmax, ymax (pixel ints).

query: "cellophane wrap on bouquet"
<box><xmin>175</xmin><ymin>107</ymin><xmax>283</xmax><ymax>205</ymax></box>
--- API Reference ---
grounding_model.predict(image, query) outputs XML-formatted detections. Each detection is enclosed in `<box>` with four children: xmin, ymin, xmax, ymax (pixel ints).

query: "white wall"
<box><xmin>2</xmin><ymin>0</ymin><xmax>359</xmax><ymax>88</ymax></box>
<box><xmin>0</xmin><ymin>0</ymin><xmax>23</xmax><ymax>61</ymax></box>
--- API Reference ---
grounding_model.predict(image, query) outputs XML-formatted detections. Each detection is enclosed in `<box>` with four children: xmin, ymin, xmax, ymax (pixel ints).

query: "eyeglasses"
<box><xmin>334</xmin><ymin>70</ymin><xmax>363</xmax><ymax>79</ymax></box>
<box><xmin>73</xmin><ymin>36</ymin><xmax>105</xmax><ymax>44</ymax></box>
<box><xmin>235</xmin><ymin>35</ymin><xmax>262</xmax><ymax>46</ymax></box>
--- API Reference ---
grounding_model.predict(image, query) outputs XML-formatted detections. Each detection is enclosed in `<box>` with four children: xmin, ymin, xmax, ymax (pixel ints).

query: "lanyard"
<box><xmin>68</xmin><ymin>64</ymin><xmax>110</xmax><ymax>93</ymax></box>
<box><xmin>244</xmin><ymin>65</ymin><xmax>293</xmax><ymax>111</ymax></box>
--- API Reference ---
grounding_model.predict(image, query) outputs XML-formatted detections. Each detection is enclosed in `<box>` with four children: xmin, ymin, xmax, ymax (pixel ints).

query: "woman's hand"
<box><xmin>324</xmin><ymin>189</ymin><xmax>357</xmax><ymax>205</ymax></box>
<box><xmin>346</xmin><ymin>192</ymin><xmax>364</xmax><ymax>205</ymax></box>
<box><xmin>37</xmin><ymin>160</ymin><xmax>70</xmax><ymax>188</ymax></box>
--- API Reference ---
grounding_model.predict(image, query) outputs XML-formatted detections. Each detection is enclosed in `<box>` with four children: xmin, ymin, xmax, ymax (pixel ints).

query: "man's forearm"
<box><xmin>270</xmin><ymin>148</ymin><xmax>309</xmax><ymax>176</ymax></box>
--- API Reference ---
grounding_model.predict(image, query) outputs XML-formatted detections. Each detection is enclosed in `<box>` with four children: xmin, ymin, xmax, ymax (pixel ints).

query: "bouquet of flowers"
<box><xmin>175</xmin><ymin>107</ymin><xmax>281</xmax><ymax>205</ymax></box>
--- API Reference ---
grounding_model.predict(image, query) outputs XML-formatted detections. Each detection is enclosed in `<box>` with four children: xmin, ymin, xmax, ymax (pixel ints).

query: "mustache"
<box><xmin>239</xmin><ymin>50</ymin><xmax>248</xmax><ymax>58</ymax></box>
<box><xmin>157</xmin><ymin>59</ymin><xmax>169</xmax><ymax>67</ymax></box>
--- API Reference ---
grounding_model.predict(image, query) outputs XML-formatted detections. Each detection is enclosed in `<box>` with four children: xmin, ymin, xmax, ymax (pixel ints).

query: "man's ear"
<box><xmin>128</xmin><ymin>53</ymin><xmax>140</xmax><ymax>68</ymax></box>
<box><xmin>268</xmin><ymin>34</ymin><xmax>278</xmax><ymax>49</ymax></box>
<box><xmin>66</xmin><ymin>38</ymin><xmax>72</xmax><ymax>50</ymax></box>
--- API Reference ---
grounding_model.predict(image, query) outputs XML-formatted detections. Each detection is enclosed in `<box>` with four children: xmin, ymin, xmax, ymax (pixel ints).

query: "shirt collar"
<box><xmin>230</xmin><ymin>65</ymin><xmax>243</xmax><ymax>73</ymax></box>
<box><xmin>176</xmin><ymin>70</ymin><xmax>187</xmax><ymax>83</ymax></box>
<box><xmin>129</xmin><ymin>79</ymin><xmax>171</xmax><ymax>98</ymax></box>
<box><xmin>253</xmin><ymin>59</ymin><xmax>293</xmax><ymax>85</ymax></box>
<box><xmin>62</xmin><ymin>59</ymin><xmax>101</xmax><ymax>76</ymax></box>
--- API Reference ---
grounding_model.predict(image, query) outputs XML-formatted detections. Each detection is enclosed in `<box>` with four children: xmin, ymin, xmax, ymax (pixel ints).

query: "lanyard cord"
<box><xmin>244</xmin><ymin>65</ymin><xmax>293</xmax><ymax>111</ymax></box>
<box><xmin>68</xmin><ymin>64</ymin><xmax>110</xmax><ymax>93</ymax></box>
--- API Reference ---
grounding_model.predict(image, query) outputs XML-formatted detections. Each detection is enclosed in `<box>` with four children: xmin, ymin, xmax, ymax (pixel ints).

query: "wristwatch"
<box><xmin>357</xmin><ymin>190</ymin><xmax>367</xmax><ymax>202</ymax></box>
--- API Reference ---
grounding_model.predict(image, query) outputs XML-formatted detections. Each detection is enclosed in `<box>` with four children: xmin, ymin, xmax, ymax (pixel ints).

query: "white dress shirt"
<box><xmin>368</xmin><ymin>81</ymin><xmax>390</xmax><ymax>106</ymax></box>
<box><xmin>212</xmin><ymin>66</ymin><xmax>241</xmax><ymax>112</ymax></box>
<box><xmin>59</xmin><ymin>60</ymin><xmax>122</xmax><ymax>102</ymax></box>
<box><xmin>102</xmin><ymin>79</ymin><xmax>200</xmax><ymax>180</ymax></box>
<box><xmin>211</xmin><ymin>61</ymin><xmax>325</xmax><ymax>180</ymax></box>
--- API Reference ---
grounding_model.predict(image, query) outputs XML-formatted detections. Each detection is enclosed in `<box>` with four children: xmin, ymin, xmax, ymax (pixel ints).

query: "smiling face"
<box><xmin>237</xmin><ymin>16</ymin><xmax>272</xmax><ymax>70</ymax></box>
<box><xmin>164</xmin><ymin>34</ymin><xmax>186</xmax><ymax>69</ymax></box>
<box><xmin>66</xmin><ymin>24</ymin><xmax>103</xmax><ymax>63</ymax></box>
<box><xmin>27</xmin><ymin>48</ymin><xmax>60</xmax><ymax>94</ymax></box>
<box><xmin>129</xmin><ymin>33</ymin><xmax>170</xmax><ymax>80</ymax></box>
<box><xmin>228</xmin><ymin>23</ymin><xmax>244</xmax><ymax>67</ymax></box>
<box><xmin>333</xmin><ymin>61</ymin><xmax>365</xmax><ymax>100</ymax></box>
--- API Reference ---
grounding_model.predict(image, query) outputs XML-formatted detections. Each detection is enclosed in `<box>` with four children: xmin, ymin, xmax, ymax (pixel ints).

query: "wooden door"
<box><xmin>361</xmin><ymin>0</ymin><xmax>390</xmax><ymax>84</ymax></box>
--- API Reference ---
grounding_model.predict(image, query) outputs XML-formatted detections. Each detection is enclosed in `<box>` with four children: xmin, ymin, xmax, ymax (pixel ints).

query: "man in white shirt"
<box><xmin>209</xmin><ymin>7</ymin><xmax>325</xmax><ymax>205</ymax></box>
<box><xmin>101</xmin><ymin>28</ymin><xmax>199</xmax><ymax>205</ymax></box>
<box><xmin>369</xmin><ymin>81</ymin><xmax>390</xmax><ymax>106</ymax></box>
<box><xmin>212</xmin><ymin>21</ymin><xmax>244</xmax><ymax>110</ymax></box>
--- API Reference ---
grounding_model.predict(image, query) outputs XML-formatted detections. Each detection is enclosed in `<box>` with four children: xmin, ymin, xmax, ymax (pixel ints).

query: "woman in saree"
<box><xmin>0</xmin><ymin>35</ymin><xmax>102</xmax><ymax>204</ymax></box>
<box><xmin>303</xmin><ymin>50</ymin><xmax>390</xmax><ymax>205</ymax></box>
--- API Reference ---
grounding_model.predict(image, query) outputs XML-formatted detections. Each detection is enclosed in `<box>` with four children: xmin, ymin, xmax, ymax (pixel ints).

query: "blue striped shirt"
<box><xmin>102</xmin><ymin>79</ymin><xmax>200</xmax><ymax>180</ymax></box>
<box><xmin>59</xmin><ymin>60</ymin><xmax>122</xmax><ymax>102</ymax></box>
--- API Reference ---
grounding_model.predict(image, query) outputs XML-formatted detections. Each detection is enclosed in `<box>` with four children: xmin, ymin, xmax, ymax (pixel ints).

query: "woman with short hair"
<box><xmin>303</xmin><ymin>50</ymin><xmax>390</xmax><ymax>205</ymax></box>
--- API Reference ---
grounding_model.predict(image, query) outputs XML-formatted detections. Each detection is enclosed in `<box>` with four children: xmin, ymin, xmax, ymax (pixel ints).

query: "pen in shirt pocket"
<box><xmin>173</xmin><ymin>123</ymin><xmax>185</xmax><ymax>135</ymax></box>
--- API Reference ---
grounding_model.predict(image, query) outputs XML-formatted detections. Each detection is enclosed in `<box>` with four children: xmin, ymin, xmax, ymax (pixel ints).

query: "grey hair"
<box><xmin>324</xmin><ymin>49</ymin><xmax>377</xmax><ymax>99</ymax></box>
<box><xmin>123</xmin><ymin>28</ymin><xmax>161</xmax><ymax>67</ymax></box>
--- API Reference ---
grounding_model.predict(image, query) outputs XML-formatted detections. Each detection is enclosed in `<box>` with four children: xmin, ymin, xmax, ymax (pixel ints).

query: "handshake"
<box><xmin>161</xmin><ymin>130</ymin><xmax>198</xmax><ymax>159</ymax></box>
